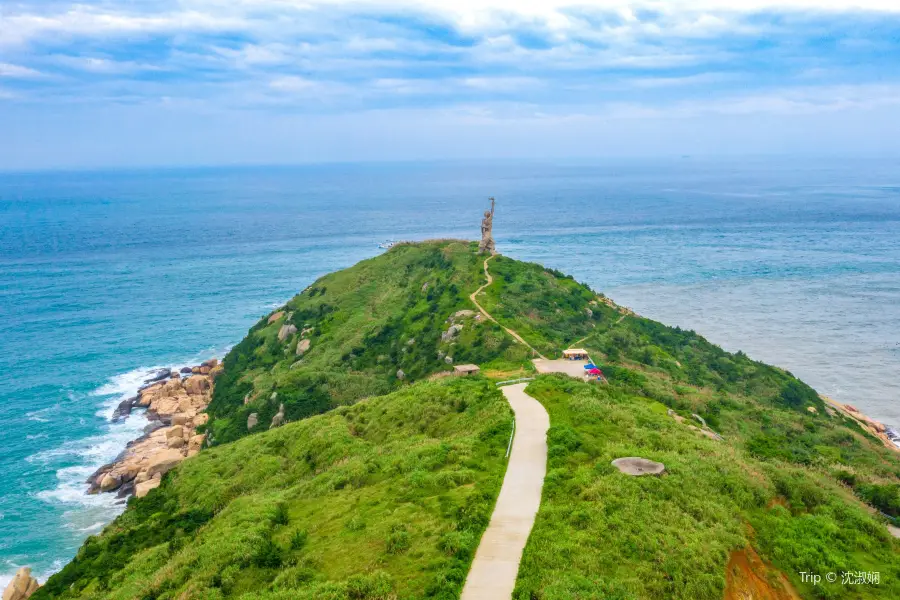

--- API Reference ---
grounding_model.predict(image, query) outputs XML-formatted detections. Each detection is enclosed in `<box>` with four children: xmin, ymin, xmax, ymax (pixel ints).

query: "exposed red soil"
<box><xmin>723</xmin><ymin>545</ymin><xmax>803</xmax><ymax>600</ymax></box>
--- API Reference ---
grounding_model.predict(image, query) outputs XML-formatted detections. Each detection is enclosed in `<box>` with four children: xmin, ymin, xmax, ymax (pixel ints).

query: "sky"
<box><xmin>1</xmin><ymin>1</ymin><xmax>900</xmax><ymax>169</ymax></box>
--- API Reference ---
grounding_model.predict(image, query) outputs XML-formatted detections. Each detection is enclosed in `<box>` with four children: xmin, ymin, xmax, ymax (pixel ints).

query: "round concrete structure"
<box><xmin>611</xmin><ymin>457</ymin><xmax>665</xmax><ymax>476</ymax></box>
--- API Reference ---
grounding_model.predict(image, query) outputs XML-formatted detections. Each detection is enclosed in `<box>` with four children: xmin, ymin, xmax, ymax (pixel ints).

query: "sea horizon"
<box><xmin>2</xmin><ymin>156</ymin><xmax>899</xmax><ymax>586</ymax></box>
<box><xmin>4</xmin><ymin>152</ymin><xmax>900</xmax><ymax>176</ymax></box>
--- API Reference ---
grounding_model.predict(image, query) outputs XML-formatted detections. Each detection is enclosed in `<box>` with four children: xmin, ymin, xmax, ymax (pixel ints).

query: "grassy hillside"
<box><xmin>34</xmin><ymin>242</ymin><xmax>900</xmax><ymax>599</ymax></box>
<box><xmin>207</xmin><ymin>241</ymin><xmax>530</xmax><ymax>445</ymax></box>
<box><xmin>481</xmin><ymin>256</ymin><xmax>898</xmax><ymax>477</ymax></box>
<box><xmin>33</xmin><ymin>377</ymin><xmax>511</xmax><ymax>600</ymax></box>
<box><xmin>475</xmin><ymin>257</ymin><xmax>900</xmax><ymax>598</ymax></box>
<box><xmin>516</xmin><ymin>375</ymin><xmax>899</xmax><ymax>600</ymax></box>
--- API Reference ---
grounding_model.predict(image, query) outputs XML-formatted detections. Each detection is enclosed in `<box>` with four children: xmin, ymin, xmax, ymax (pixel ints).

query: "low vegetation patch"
<box><xmin>515</xmin><ymin>375</ymin><xmax>900</xmax><ymax>600</ymax></box>
<box><xmin>38</xmin><ymin>243</ymin><xmax>900</xmax><ymax>599</ymax></box>
<box><xmin>33</xmin><ymin>377</ymin><xmax>511</xmax><ymax>600</ymax></box>
<box><xmin>207</xmin><ymin>241</ymin><xmax>529</xmax><ymax>445</ymax></box>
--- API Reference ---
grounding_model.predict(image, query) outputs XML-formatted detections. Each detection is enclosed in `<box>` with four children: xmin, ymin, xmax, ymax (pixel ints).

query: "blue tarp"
<box><xmin>584</xmin><ymin>363</ymin><xmax>596</xmax><ymax>370</ymax></box>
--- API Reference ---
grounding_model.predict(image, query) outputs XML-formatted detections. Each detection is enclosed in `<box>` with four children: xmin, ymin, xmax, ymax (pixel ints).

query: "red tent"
<box><xmin>588</xmin><ymin>368</ymin><xmax>603</xmax><ymax>375</ymax></box>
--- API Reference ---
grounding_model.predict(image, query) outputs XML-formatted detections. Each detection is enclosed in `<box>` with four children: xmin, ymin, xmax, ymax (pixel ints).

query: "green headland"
<box><xmin>30</xmin><ymin>240</ymin><xmax>900</xmax><ymax>600</ymax></box>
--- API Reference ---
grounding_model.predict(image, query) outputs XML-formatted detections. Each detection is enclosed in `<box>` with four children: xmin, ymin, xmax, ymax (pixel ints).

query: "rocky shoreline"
<box><xmin>1</xmin><ymin>359</ymin><xmax>222</xmax><ymax>600</ymax></box>
<box><xmin>85</xmin><ymin>358</ymin><xmax>221</xmax><ymax>500</ymax></box>
<box><xmin>823</xmin><ymin>396</ymin><xmax>900</xmax><ymax>452</ymax></box>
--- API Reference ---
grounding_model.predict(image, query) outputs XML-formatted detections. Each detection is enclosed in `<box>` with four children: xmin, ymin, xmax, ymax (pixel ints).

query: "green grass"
<box><xmin>207</xmin><ymin>240</ymin><xmax>530</xmax><ymax>445</ymax></box>
<box><xmin>36</xmin><ymin>243</ymin><xmax>900</xmax><ymax>600</ymax></box>
<box><xmin>33</xmin><ymin>377</ymin><xmax>512</xmax><ymax>600</ymax></box>
<box><xmin>479</xmin><ymin>253</ymin><xmax>900</xmax><ymax>498</ymax></box>
<box><xmin>514</xmin><ymin>375</ymin><xmax>900</xmax><ymax>600</ymax></box>
<box><xmin>476</xmin><ymin>256</ymin><xmax>608</xmax><ymax>357</ymax></box>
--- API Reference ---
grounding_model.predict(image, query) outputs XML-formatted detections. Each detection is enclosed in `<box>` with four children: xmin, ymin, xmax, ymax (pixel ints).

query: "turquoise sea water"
<box><xmin>1</xmin><ymin>158</ymin><xmax>899</xmax><ymax>585</ymax></box>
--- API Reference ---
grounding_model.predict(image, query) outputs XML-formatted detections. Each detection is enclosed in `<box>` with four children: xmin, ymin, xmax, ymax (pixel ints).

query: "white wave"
<box><xmin>76</xmin><ymin>521</ymin><xmax>107</xmax><ymax>534</ymax></box>
<box><xmin>185</xmin><ymin>345</ymin><xmax>232</xmax><ymax>367</ymax></box>
<box><xmin>25</xmin><ymin>406</ymin><xmax>57</xmax><ymax>423</ymax></box>
<box><xmin>264</xmin><ymin>297</ymin><xmax>293</xmax><ymax>311</ymax></box>
<box><xmin>91</xmin><ymin>365</ymin><xmax>168</xmax><ymax>421</ymax></box>
<box><xmin>27</xmin><ymin>413</ymin><xmax>146</xmax><ymax>467</ymax></box>
<box><xmin>17</xmin><ymin>351</ymin><xmax>228</xmax><ymax>584</ymax></box>
<box><xmin>89</xmin><ymin>350</ymin><xmax>226</xmax><ymax>423</ymax></box>
<box><xmin>93</xmin><ymin>366</ymin><xmax>164</xmax><ymax>398</ymax></box>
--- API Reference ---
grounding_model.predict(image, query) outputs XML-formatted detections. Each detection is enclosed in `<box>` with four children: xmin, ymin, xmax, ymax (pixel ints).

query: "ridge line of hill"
<box><xmin>469</xmin><ymin>254</ymin><xmax>546</xmax><ymax>360</ymax></box>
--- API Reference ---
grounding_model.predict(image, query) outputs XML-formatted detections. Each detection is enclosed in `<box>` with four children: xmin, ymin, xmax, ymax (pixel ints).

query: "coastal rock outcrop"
<box><xmin>135</xmin><ymin>477</ymin><xmax>161</xmax><ymax>498</ymax></box>
<box><xmin>825</xmin><ymin>396</ymin><xmax>899</xmax><ymax>451</ymax></box>
<box><xmin>184</xmin><ymin>375</ymin><xmax>210</xmax><ymax>396</ymax></box>
<box><xmin>99</xmin><ymin>472</ymin><xmax>121</xmax><ymax>492</ymax></box>
<box><xmin>86</xmin><ymin>361</ymin><xmax>217</xmax><ymax>498</ymax></box>
<box><xmin>144</xmin><ymin>368</ymin><xmax>170</xmax><ymax>384</ymax></box>
<box><xmin>2</xmin><ymin>567</ymin><xmax>39</xmax><ymax>600</ymax></box>
<box><xmin>248</xmin><ymin>413</ymin><xmax>258</xmax><ymax>430</ymax></box>
<box><xmin>111</xmin><ymin>395</ymin><xmax>138</xmax><ymax>421</ymax></box>
<box><xmin>145</xmin><ymin>449</ymin><xmax>185</xmax><ymax>479</ymax></box>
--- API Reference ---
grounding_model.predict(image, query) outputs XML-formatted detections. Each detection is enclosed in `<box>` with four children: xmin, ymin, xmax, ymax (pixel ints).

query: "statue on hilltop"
<box><xmin>479</xmin><ymin>197</ymin><xmax>496</xmax><ymax>254</ymax></box>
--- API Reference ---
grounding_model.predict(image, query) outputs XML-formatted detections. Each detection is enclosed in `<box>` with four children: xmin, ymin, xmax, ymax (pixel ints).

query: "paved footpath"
<box><xmin>460</xmin><ymin>382</ymin><xmax>550</xmax><ymax>600</ymax></box>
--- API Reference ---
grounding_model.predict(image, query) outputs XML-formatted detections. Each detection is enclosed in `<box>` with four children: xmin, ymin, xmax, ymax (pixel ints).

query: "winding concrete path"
<box><xmin>460</xmin><ymin>383</ymin><xmax>550</xmax><ymax>600</ymax></box>
<box><xmin>469</xmin><ymin>255</ymin><xmax>546</xmax><ymax>359</ymax></box>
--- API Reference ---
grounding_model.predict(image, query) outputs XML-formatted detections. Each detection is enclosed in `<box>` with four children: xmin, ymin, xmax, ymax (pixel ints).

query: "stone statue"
<box><xmin>479</xmin><ymin>197</ymin><xmax>496</xmax><ymax>254</ymax></box>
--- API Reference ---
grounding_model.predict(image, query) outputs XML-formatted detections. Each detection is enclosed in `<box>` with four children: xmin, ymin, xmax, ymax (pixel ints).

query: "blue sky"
<box><xmin>2</xmin><ymin>1</ymin><xmax>900</xmax><ymax>169</ymax></box>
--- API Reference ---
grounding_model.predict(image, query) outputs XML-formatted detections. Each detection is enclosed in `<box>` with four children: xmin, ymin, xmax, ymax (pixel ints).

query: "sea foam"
<box><xmin>19</xmin><ymin>349</ymin><xmax>229</xmax><ymax>582</ymax></box>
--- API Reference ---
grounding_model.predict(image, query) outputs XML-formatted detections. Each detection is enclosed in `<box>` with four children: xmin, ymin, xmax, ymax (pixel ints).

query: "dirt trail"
<box><xmin>460</xmin><ymin>383</ymin><xmax>549</xmax><ymax>600</ymax></box>
<box><xmin>470</xmin><ymin>255</ymin><xmax>546</xmax><ymax>359</ymax></box>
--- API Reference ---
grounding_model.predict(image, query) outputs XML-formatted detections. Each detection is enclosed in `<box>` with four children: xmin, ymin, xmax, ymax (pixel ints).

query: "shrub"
<box><xmin>346</xmin><ymin>571</ymin><xmax>394</xmax><ymax>600</ymax></box>
<box><xmin>251</xmin><ymin>537</ymin><xmax>283</xmax><ymax>568</ymax></box>
<box><xmin>290</xmin><ymin>529</ymin><xmax>309</xmax><ymax>550</ymax></box>
<box><xmin>857</xmin><ymin>483</ymin><xmax>900</xmax><ymax>517</ymax></box>
<box><xmin>779</xmin><ymin>379</ymin><xmax>820</xmax><ymax>410</ymax></box>
<box><xmin>385</xmin><ymin>526</ymin><xmax>411</xmax><ymax>554</ymax></box>
<box><xmin>273</xmin><ymin>503</ymin><xmax>290</xmax><ymax>526</ymax></box>
<box><xmin>345</xmin><ymin>515</ymin><xmax>366</xmax><ymax>531</ymax></box>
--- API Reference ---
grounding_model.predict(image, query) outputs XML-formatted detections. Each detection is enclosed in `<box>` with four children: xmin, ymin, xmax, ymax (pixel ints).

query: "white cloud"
<box><xmin>0</xmin><ymin>6</ymin><xmax>245</xmax><ymax>47</ymax></box>
<box><xmin>214</xmin><ymin>44</ymin><xmax>294</xmax><ymax>68</ymax></box>
<box><xmin>3</xmin><ymin>1</ymin><xmax>900</xmax><ymax>50</ymax></box>
<box><xmin>569</xmin><ymin>82</ymin><xmax>900</xmax><ymax>119</ymax></box>
<box><xmin>0</xmin><ymin>62</ymin><xmax>42</xmax><ymax>78</ymax></box>
<box><xmin>2</xmin><ymin>1</ymin><xmax>899</xmax><ymax>130</ymax></box>
<box><xmin>461</xmin><ymin>76</ymin><xmax>541</xmax><ymax>91</ymax></box>
<box><xmin>51</xmin><ymin>56</ymin><xmax>162</xmax><ymax>74</ymax></box>
<box><xmin>269</xmin><ymin>75</ymin><xmax>319</xmax><ymax>92</ymax></box>
<box><xmin>628</xmin><ymin>72</ymin><xmax>735</xmax><ymax>88</ymax></box>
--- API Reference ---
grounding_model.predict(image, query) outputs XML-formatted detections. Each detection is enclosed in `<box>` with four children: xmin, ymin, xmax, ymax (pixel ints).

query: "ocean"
<box><xmin>1</xmin><ymin>157</ymin><xmax>899</xmax><ymax>586</ymax></box>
